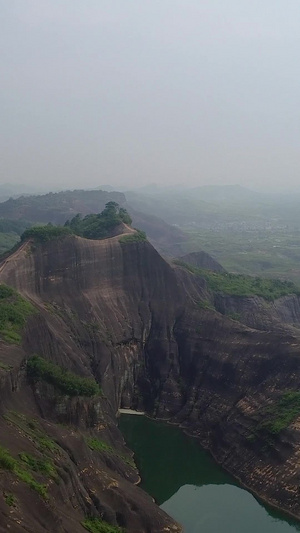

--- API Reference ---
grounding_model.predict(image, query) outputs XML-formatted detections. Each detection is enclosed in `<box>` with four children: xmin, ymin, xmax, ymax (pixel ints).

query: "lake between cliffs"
<box><xmin>119</xmin><ymin>414</ymin><xmax>300</xmax><ymax>533</ymax></box>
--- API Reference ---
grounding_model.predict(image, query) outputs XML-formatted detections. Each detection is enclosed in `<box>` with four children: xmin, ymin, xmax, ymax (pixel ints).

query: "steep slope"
<box><xmin>1</xmin><ymin>234</ymin><xmax>300</xmax><ymax>528</ymax></box>
<box><xmin>174</xmin><ymin>261</ymin><xmax>300</xmax><ymax>333</ymax></box>
<box><xmin>0</xmin><ymin>236</ymin><xmax>183</xmax><ymax>532</ymax></box>
<box><xmin>179</xmin><ymin>251</ymin><xmax>226</xmax><ymax>273</ymax></box>
<box><xmin>213</xmin><ymin>292</ymin><xmax>300</xmax><ymax>332</ymax></box>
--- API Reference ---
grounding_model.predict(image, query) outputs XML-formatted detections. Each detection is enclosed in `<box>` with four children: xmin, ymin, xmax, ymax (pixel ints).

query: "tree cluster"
<box><xmin>65</xmin><ymin>202</ymin><xmax>132</xmax><ymax>239</ymax></box>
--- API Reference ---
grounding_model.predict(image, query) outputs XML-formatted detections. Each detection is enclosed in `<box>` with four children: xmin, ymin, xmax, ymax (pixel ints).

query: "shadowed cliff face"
<box><xmin>1</xmin><ymin>235</ymin><xmax>300</xmax><ymax>529</ymax></box>
<box><xmin>0</xmin><ymin>236</ymin><xmax>185</xmax><ymax>410</ymax></box>
<box><xmin>214</xmin><ymin>292</ymin><xmax>300</xmax><ymax>333</ymax></box>
<box><xmin>0</xmin><ymin>236</ymin><xmax>184</xmax><ymax>533</ymax></box>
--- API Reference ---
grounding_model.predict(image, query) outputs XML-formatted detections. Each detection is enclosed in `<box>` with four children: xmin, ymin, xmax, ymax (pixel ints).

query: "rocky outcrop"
<box><xmin>0</xmin><ymin>237</ymin><xmax>184</xmax><ymax>532</ymax></box>
<box><xmin>1</xmin><ymin>234</ymin><xmax>300</xmax><ymax>529</ymax></box>
<box><xmin>214</xmin><ymin>292</ymin><xmax>300</xmax><ymax>332</ymax></box>
<box><xmin>179</xmin><ymin>251</ymin><xmax>226</xmax><ymax>273</ymax></box>
<box><xmin>0</xmin><ymin>330</ymin><xmax>182</xmax><ymax>532</ymax></box>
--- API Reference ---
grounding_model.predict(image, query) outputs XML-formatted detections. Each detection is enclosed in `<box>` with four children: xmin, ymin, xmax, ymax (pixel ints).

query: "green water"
<box><xmin>119</xmin><ymin>415</ymin><xmax>300</xmax><ymax>533</ymax></box>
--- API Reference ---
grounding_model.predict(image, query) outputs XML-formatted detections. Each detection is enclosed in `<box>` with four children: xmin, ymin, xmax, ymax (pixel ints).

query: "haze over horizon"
<box><xmin>2</xmin><ymin>1</ymin><xmax>300</xmax><ymax>191</ymax></box>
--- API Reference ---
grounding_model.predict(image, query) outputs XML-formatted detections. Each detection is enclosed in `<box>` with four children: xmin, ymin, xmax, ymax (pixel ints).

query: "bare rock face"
<box><xmin>214</xmin><ymin>292</ymin><xmax>300</xmax><ymax>332</ymax></box>
<box><xmin>179</xmin><ymin>251</ymin><xmax>226</xmax><ymax>273</ymax></box>
<box><xmin>1</xmin><ymin>235</ymin><xmax>300</xmax><ymax>529</ymax></box>
<box><xmin>0</xmin><ymin>236</ymin><xmax>184</xmax><ymax>532</ymax></box>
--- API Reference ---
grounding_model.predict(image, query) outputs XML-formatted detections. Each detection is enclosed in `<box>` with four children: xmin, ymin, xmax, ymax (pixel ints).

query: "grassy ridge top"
<box><xmin>21</xmin><ymin>225</ymin><xmax>72</xmax><ymax>243</ymax></box>
<box><xmin>119</xmin><ymin>229</ymin><xmax>147</xmax><ymax>243</ymax></box>
<box><xmin>21</xmin><ymin>202</ymin><xmax>136</xmax><ymax>243</ymax></box>
<box><xmin>175</xmin><ymin>261</ymin><xmax>300</xmax><ymax>301</ymax></box>
<box><xmin>66</xmin><ymin>201</ymin><xmax>132</xmax><ymax>239</ymax></box>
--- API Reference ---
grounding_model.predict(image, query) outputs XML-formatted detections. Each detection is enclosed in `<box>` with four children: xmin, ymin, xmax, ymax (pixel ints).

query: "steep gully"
<box><xmin>1</xmin><ymin>235</ymin><xmax>300</xmax><ymax>531</ymax></box>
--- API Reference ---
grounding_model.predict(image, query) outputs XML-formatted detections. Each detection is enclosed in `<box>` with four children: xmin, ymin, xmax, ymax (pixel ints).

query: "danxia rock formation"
<box><xmin>1</xmin><ymin>230</ymin><xmax>300</xmax><ymax>530</ymax></box>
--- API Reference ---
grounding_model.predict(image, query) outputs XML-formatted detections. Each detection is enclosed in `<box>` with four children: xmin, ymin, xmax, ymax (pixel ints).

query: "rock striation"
<box><xmin>1</xmin><ymin>234</ymin><xmax>300</xmax><ymax>529</ymax></box>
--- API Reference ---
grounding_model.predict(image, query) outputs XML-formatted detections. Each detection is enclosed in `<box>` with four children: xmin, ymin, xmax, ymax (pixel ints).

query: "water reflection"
<box><xmin>162</xmin><ymin>484</ymin><xmax>300</xmax><ymax>533</ymax></box>
<box><xmin>119</xmin><ymin>415</ymin><xmax>300</xmax><ymax>533</ymax></box>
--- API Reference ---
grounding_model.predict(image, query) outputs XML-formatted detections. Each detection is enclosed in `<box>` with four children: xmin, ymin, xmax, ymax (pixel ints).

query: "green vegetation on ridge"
<box><xmin>175</xmin><ymin>261</ymin><xmax>299</xmax><ymax>301</ymax></box>
<box><xmin>27</xmin><ymin>355</ymin><xmax>101</xmax><ymax>397</ymax></box>
<box><xmin>20</xmin><ymin>202</ymin><xmax>135</xmax><ymax>243</ymax></box>
<box><xmin>65</xmin><ymin>201</ymin><xmax>132</xmax><ymax>239</ymax></box>
<box><xmin>0</xmin><ymin>284</ymin><xmax>36</xmax><ymax>344</ymax></box>
<box><xmin>21</xmin><ymin>224</ymin><xmax>72</xmax><ymax>242</ymax></box>
<box><xmin>119</xmin><ymin>229</ymin><xmax>147</xmax><ymax>243</ymax></box>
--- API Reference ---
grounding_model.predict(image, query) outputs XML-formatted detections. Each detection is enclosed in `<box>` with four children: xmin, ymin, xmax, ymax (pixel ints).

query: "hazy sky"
<box><xmin>1</xmin><ymin>1</ymin><xmax>300</xmax><ymax>190</ymax></box>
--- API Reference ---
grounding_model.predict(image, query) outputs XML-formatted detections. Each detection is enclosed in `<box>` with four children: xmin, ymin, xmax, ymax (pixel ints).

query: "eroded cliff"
<box><xmin>1</xmin><ymin>234</ymin><xmax>300</xmax><ymax>530</ymax></box>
